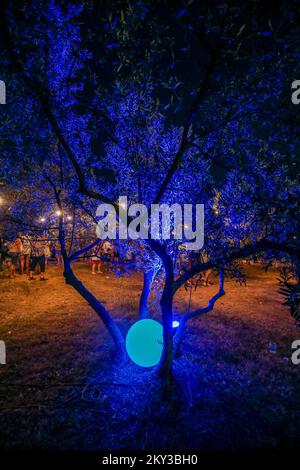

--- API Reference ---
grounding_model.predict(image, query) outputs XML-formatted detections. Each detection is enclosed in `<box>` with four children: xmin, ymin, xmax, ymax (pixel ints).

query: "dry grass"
<box><xmin>0</xmin><ymin>262</ymin><xmax>299</xmax><ymax>450</ymax></box>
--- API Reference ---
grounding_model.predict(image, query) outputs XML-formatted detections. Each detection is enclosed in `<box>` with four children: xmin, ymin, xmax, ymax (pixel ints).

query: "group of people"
<box><xmin>0</xmin><ymin>233</ymin><xmax>129</xmax><ymax>280</ymax></box>
<box><xmin>0</xmin><ymin>234</ymin><xmax>120</xmax><ymax>280</ymax></box>
<box><xmin>90</xmin><ymin>240</ymin><xmax>114</xmax><ymax>274</ymax></box>
<box><xmin>0</xmin><ymin>234</ymin><xmax>62</xmax><ymax>280</ymax></box>
<box><xmin>0</xmin><ymin>235</ymin><xmax>213</xmax><ymax>284</ymax></box>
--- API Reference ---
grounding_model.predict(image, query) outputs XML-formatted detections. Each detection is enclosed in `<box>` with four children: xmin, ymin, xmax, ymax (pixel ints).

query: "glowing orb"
<box><xmin>126</xmin><ymin>319</ymin><xmax>163</xmax><ymax>367</ymax></box>
<box><xmin>172</xmin><ymin>320</ymin><xmax>180</xmax><ymax>328</ymax></box>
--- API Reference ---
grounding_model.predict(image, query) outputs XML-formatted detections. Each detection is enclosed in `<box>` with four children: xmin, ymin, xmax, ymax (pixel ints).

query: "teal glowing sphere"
<box><xmin>126</xmin><ymin>319</ymin><xmax>163</xmax><ymax>367</ymax></box>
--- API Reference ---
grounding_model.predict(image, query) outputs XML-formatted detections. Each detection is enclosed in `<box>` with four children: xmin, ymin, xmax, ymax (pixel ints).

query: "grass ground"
<box><xmin>0</xmin><ymin>262</ymin><xmax>299</xmax><ymax>450</ymax></box>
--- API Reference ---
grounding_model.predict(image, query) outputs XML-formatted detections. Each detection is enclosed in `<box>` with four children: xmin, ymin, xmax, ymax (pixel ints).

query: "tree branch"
<box><xmin>174</xmin><ymin>238</ymin><xmax>298</xmax><ymax>293</ymax></box>
<box><xmin>174</xmin><ymin>269</ymin><xmax>225</xmax><ymax>354</ymax></box>
<box><xmin>153</xmin><ymin>5</ymin><xmax>229</xmax><ymax>205</ymax></box>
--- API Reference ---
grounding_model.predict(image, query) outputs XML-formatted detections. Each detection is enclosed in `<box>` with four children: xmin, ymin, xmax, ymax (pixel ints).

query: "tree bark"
<box><xmin>63</xmin><ymin>257</ymin><xmax>126</xmax><ymax>359</ymax></box>
<box><xmin>139</xmin><ymin>269</ymin><xmax>154</xmax><ymax>319</ymax></box>
<box><xmin>158</xmin><ymin>260</ymin><xmax>174</xmax><ymax>380</ymax></box>
<box><xmin>146</xmin><ymin>240</ymin><xmax>174</xmax><ymax>381</ymax></box>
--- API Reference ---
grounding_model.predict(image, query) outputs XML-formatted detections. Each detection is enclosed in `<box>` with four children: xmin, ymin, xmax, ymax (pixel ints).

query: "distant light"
<box><xmin>172</xmin><ymin>320</ymin><xmax>180</xmax><ymax>328</ymax></box>
<box><xmin>214</xmin><ymin>210</ymin><xmax>219</xmax><ymax>215</ymax></box>
<box><xmin>56</xmin><ymin>210</ymin><xmax>62</xmax><ymax>216</ymax></box>
<box><xmin>67</xmin><ymin>215</ymin><xmax>72</xmax><ymax>221</ymax></box>
<box><xmin>0</xmin><ymin>197</ymin><xmax>3</xmax><ymax>205</ymax></box>
<box><xmin>126</xmin><ymin>319</ymin><xmax>163</xmax><ymax>367</ymax></box>
<box><xmin>40</xmin><ymin>217</ymin><xmax>46</xmax><ymax>222</ymax></box>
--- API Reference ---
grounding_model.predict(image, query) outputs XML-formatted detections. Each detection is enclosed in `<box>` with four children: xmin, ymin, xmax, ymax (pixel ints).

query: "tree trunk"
<box><xmin>158</xmin><ymin>264</ymin><xmax>174</xmax><ymax>381</ymax></box>
<box><xmin>63</xmin><ymin>257</ymin><xmax>126</xmax><ymax>359</ymax></box>
<box><xmin>139</xmin><ymin>269</ymin><xmax>154</xmax><ymax>319</ymax></box>
<box><xmin>146</xmin><ymin>240</ymin><xmax>174</xmax><ymax>382</ymax></box>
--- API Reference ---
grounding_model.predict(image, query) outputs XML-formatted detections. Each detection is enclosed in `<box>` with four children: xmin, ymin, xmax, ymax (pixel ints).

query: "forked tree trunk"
<box><xmin>158</xmin><ymin>263</ymin><xmax>174</xmax><ymax>381</ymax></box>
<box><xmin>146</xmin><ymin>240</ymin><xmax>174</xmax><ymax>382</ymax></box>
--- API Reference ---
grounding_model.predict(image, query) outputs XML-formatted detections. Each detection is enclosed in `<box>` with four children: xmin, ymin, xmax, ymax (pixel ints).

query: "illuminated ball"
<box><xmin>126</xmin><ymin>319</ymin><xmax>163</xmax><ymax>367</ymax></box>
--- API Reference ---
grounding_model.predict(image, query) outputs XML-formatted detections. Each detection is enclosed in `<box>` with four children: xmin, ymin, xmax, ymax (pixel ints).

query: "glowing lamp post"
<box><xmin>125</xmin><ymin>319</ymin><xmax>163</xmax><ymax>367</ymax></box>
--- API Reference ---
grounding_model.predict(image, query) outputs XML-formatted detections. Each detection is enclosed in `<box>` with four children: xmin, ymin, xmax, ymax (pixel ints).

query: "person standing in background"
<box><xmin>102</xmin><ymin>240</ymin><xmax>113</xmax><ymax>275</ymax></box>
<box><xmin>8</xmin><ymin>234</ymin><xmax>23</xmax><ymax>279</ymax></box>
<box><xmin>28</xmin><ymin>237</ymin><xmax>48</xmax><ymax>281</ymax></box>
<box><xmin>44</xmin><ymin>242</ymin><xmax>51</xmax><ymax>266</ymax></box>
<box><xmin>20</xmin><ymin>234</ymin><xmax>31</xmax><ymax>275</ymax></box>
<box><xmin>90</xmin><ymin>240</ymin><xmax>103</xmax><ymax>275</ymax></box>
<box><xmin>55</xmin><ymin>242</ymin><xmax>63</xmax><ymax>266</ymax></box>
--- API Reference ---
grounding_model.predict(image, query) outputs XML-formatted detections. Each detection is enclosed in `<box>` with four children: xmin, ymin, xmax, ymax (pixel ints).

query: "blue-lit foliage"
<box><xmin>0</xmin><ymin>0</ymin><xmax>299</xmax><ymax>374</ymax></box>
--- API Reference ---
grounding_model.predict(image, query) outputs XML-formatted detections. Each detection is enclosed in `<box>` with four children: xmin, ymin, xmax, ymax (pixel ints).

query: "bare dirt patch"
<box><xmin>0</xmin><ymin>263</ymin><xmax>299</xmax><ymax>450</ymax></box>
